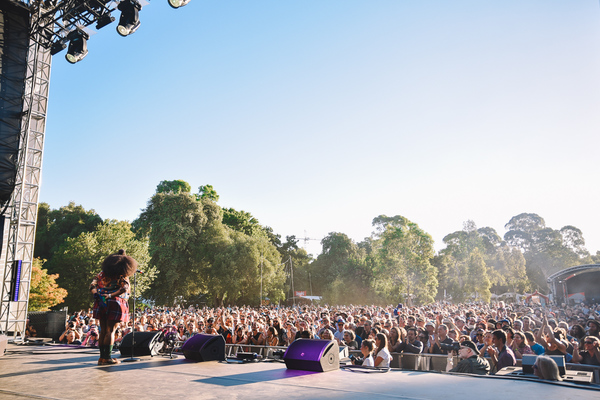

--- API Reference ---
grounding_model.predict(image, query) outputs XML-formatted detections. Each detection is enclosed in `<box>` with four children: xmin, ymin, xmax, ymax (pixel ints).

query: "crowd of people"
<box><xmin>60</xmin><ymin>299</ymin><xmax>600</xmax><ymax>376</ymax></box>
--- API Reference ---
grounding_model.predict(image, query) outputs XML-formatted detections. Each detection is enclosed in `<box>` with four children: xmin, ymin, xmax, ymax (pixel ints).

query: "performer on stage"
<box><xmin>90</xmin><ymin>249</ymin><xmax>138</xmax><ymax>365</ymax></box>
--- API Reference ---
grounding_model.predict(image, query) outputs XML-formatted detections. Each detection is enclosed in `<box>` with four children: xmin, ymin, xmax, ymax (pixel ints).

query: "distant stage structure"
<box><xmin>547</xmin><ymin>264</ymin><xmax>600</xmax><ymax>305</ymax></box>
<box><xmin>0</xmin><ymin>0</ymin><xmax>189</xmax><ymax>341</ymax></box>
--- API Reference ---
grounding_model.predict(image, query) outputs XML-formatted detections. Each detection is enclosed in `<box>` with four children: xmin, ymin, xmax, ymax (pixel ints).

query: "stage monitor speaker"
<box><xmin>284</xmin><ymin>339</ymin><xmax>339</xmax><ymax>372</ymax></box>
<box><xmin>119</xmin><ymin>331</ymin><xmax>164</xmax><ymax>357</ymax></box>
<box><xmin>181</xmin><ymin>334</ymin><xmax>226</xmax><ymax>362</ymax></box>
<box><xmin>522</xmin><ymin>354</ymin><xmax>565</xmax><ymax>376</ymax></box>
<box><xmin>0</xmin><ymin>334</ymin><xmax>7</xmax><ymax>356</ymax></box>
<box><xmin>521</xmin><ymin>354</ymin><xmax>536</xmax><ymax>374</ymax></box>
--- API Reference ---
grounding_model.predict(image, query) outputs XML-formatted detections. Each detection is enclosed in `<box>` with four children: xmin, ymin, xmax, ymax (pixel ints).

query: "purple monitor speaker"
<box><xmin>119</xmin><ymin>331</ymin><xmax>164</xmax><ymax>357</ymax></box>
<box><xmin>284</xmin><ymin>339</ymin><xmax>339</xmax><ymax>372</ymax></box>
<box><xmin>181</xmin><ymin>334</ymin><xmax>226</xmax><ymax>362</ymax></box>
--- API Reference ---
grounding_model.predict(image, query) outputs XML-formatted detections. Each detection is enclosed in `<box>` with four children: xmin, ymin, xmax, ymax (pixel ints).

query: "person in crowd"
<box><xmin>354</xmin><ymin>339</ymin><xmax>375</xmax><ymax>367</ymax></box>
<box><xmin>265</xmin><ymin>326</ymin><xmax>279</xmax><ymax>347</ymax></box>
<box><xmin>233</xmin><ymin>325</ymin><xmax>249</xmax><ymax>346</ymax></box>
<box><xmin>429</xmin><ymin>323</ymin><xmax>453</xmax><ymax>355</ymax></box>
<box><xmin>249</xmin><ymin>323</ymin><xmax>265</xmax><ymax>346</ymax></box>
<box><xmin>526</xmin><ymin>330</ymin><xmax>545</xmax><ymax>355</ymax></box>
<box><xmin>510</xmin><ymin>330</ymin><xmax>533</xmax><ymax>359</ymax></box>
<box><xmin>446</xmin><ymin>340</ymin><xmax>490</xmax><ymax>375</ymax></box>
<box><xmin>334</xmin><ymin>318</ymin><xmax>346</xmax><ymax>342</ymax></box>
<box><xmin>569</xmin><ymin>324</ymin><xmax>586</xmax><ymax>345</ymax></box>
<box><xmin>488</xmin><ymin>329</ymin><xmax>516</xmax><ymax>373</ymax></box>
<box><xmin>373</xmin><ymin>333</ymin><xmax>391</xmax><ymax>368</ymax></box>
<box><xmin>588</xmin><ymin>320</ymin><xmax>600</xmax><ymax>339</ymax></box>
<box><xmin>82</xmin><ymin>327</ymin><xmax>99</xmax><ymax>347</ymax></box>
<box><xmin>571</xmin><ymin>336</ymin><xmax>600</xmax><ymax>366</ymax></box>
<box><xmin>89</xmin><ymin>250</ymin><xmax>137</xmax><ymax>365</ymax></box>
<box><xmin>355</xmin><ymin>319</ymin><xmax>372</xmax><ymax>340</ymax></box>
<box><xmin>320</xmin><ymin>328</ymin><xmax>334</xmax><ymax>341</ymax></box>
<box><xmin>388</xmin><ymin>327</ymin><xmax>405</xmax><ymax>352</ymax></box>
<box><xmin>396</xmin><ymin>327</ymin><xmax>423</xmax><ymax>354</ymax></box>
<box><xmin>536</xmin><ymin>314</ymin><xmax>569</xmax><ymax>361</ymax></box>
<box><xmin>59</xmin><ymin>321</ymin><xmax>82</xmax><ymax>345</ymax></box>
<box><xmin>342</xmin><ymin>330</ymin><xmax>358</xmax><ymax>350</ymax></box>
<box><xmin>533</xmin><ymin>355</ymin><xmax>562</xmax><ymax>381</ymax></box>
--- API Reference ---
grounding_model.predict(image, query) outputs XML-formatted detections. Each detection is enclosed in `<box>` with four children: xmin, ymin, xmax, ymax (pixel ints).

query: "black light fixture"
<box><xmin>65</xmin><ymin>29</ymin><xmax>89</xmax><ymax>64</ymax></box>
<box><xmin>96</xmin><ymin>13</ymin><xmax>115</xmax><ymax>30</ymax></box>
<box><xmin>168</xmin><ymin>0</ymin><xmax>191</xmax><ymax>8</ymax></box>
<box><xmin>117</xmin><ymin>0</ymin><xmax>142</xmax><ymax>37</ymax></box>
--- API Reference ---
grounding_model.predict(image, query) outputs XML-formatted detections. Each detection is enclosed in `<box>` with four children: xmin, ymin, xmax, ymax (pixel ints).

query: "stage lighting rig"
<box><xmin>168</xmin><ymin>0</ymin><xmax>191</xmax><ymax>9</ymax></box>
<box><xmin>116</xmin><ymin>0</ymin><xmax>141</xmax><ymax>37</ymax></box>
<box><xmin>12</xmin><ymin>0</ymin><xmax>192</xmax><ymax>63</ymax></box>
<box><xmin>65</xmin><ymin>28</ymin><xmax>89</xmax><ymax>63</ymax></box>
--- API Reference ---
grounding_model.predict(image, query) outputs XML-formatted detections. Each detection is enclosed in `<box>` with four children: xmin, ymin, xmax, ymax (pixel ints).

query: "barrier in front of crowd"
<box><xmin>223</xmin><ymin>344</ymin><xmax>600</xmax><ymax>383</ymax></box>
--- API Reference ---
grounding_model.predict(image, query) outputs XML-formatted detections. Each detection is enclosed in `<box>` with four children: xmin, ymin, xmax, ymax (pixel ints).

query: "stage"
<box><xmin>0</xmin><ymin>343</ymin><xmax>598</xmax><ymax>399</ymax></box>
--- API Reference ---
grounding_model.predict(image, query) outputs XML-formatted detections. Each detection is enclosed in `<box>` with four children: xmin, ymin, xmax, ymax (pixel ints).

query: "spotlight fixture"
<box><xmin>117</xmin><ymin>0</ymin><xmax>142</xmax><ymax>37</ymax></box>
<box><xmin>168</xmin><ymin>0</ymin><xmax>191</xmax><ymax>8</ymax></box>
<box><xmin>65</xmin><ymin>29</ymin><xmax>89</xmax><ymax>64</ymax></box>
<box><xmin>96</xmin><ymin>14</ymin><xmax>115</xmax><ymax>30</ymax></box>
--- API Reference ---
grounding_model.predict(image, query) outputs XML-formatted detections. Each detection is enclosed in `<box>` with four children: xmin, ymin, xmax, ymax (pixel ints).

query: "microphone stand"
<box><xmin>123</xmin><ymin>271</ymin><xmax>141</xmax><ymax>362</ymax></box>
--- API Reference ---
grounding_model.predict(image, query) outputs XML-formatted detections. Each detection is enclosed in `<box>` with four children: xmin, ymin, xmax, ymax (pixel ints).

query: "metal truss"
<box><xmin>0</xmin><ymin>10</ymin><xmax>51</xmax><ymax>340</ymax></box>
<box><xmin>6</xmin><ymin>0</ymin><xmax>121</xmax><ymax>50</ymax></box>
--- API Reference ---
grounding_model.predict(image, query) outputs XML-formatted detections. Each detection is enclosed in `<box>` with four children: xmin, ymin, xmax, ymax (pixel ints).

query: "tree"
<box><xmin>503</xmin><ymin>213</ymin><xmax>591</xmax><ymax>290</ymax></box>
<box><xmin>310</xmin><ymin>232</ymin><xmax>374</xmax><ymax>304</ymax></box>
<box><xmin>47</xmin><ymin>220</ymin><xmax>153</xmax><ymax>310</ymax></box>
<box><xmin>201</xmin><ymin>227</ymin><xmax>285</xmax><ymax>306</ymax></box>
<box><xmin>222</xmin><ymin>208</ymin><xmax>262</xmax><ymax>237</ymax></box>
<box><xmin>371</xmin><ymin>215</ymin><xmax>438</xmax><ymax>305</ymax></box>
<box><xmin>28</xmin><ymin>258</ymin><xmax>68</xmax><ymax>311</ymax></box>
<box><xmin>35</xmin><ymin>202</ymin><xmax>103</xmax><ymax>261</ymax></box>
<box><xmin>198</xmin><ymin>184</ymin><xmax>219</xmax><ymax>202</ymax></box>
<box><xmin>156</xmin><ymin>180</ymin><xmax>191</xmax><ymax>194</ymax></box>
<box><xmin>134</xmin><ymin>190</ymin><xmax>213</xmax><ymax>305</ymax></box>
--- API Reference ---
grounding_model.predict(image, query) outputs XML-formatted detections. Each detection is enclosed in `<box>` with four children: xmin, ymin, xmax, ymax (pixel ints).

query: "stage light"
<box><xmin>168</xmin><ymin>0</ymin><xmax>191</xmax><ymax>8</ymax></box>
<box><xmin>96</xmin><ymin>14</ymin><xmax>115</xmax><ymax>30</ymax></box>
<box><xmin>117</xmin><ymin>0</ymin><xmax>142</xmax><ymax>37</ymax></box>
<box><xmin>65</xmin><ymin>29</ymin><xmax>89</xmax><ymax>64</ymax></box>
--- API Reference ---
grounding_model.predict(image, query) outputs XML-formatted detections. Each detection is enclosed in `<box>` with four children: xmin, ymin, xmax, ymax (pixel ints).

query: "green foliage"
<box><xmin>34</xmin><ymin>202</ymin><xmax>103</xmax><ymax>261</ymax></box>
<box><xmin>371</xmin><ymin>215</ymin><xmax>438</xmax><ymax>305</ymax></box>
<box><xmin>156</xmin><ymin>180</ymin><xmax>192</xmax><ymax>194</ymax></box>
<box><xmin>134</xmin><ymin>192</ymin><xmax>212</xmax><ymax>305</ymax></box>
<box><xmin>46</xmin><ymin>220</ymin><xmax>154</xmax><ymax>310</ymax></box>
<box><xmin>198</xmin><ymin>184</ymin><xmax>219</xmax><ymax>202</ymax></box>
<box><xmin>28</xmin><ymin>258</ymin><xmax>68</xmax><ymax>311</ymax></box>
<box><xmin>222</xmin><ymin>208</ymin><xmax>262</xmax><ymax>237</ymax></box>
<box><xmin>135</xmin><ymin>183</ymin><xmax>286</xmax><ymax>307</ymax></box>
<box><xmin>502</xmin><ymin>213</ymin><xmax>590</xmax><ymax>290</ymax></box>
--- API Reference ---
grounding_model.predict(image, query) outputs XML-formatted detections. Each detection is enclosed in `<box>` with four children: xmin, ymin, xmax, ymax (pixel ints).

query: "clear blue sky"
<box><xmin>41</xmin><ymin>1</ymin><xmax>600</xmax><ymax>257</ymax></box>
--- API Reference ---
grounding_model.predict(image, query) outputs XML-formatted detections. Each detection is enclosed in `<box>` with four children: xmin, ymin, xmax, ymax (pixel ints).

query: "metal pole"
<box><xmin>290</xmin><ymin>256</ymin><xmax>295</xmax><ymax>306</ymax></box>
<box><xmin>260</xmin><ymin>255</ymin><xmax>263</xmax><ymax>307</ymax></box>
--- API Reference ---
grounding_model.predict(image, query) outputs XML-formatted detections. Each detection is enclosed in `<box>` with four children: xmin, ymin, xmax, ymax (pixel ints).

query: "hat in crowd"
<box><xmin>425</xmin><ymin>321</ymin><xmax>435</xmax><ymax>327</ymax></box>
<box><xmin>461</xmin><ymin>340</ymin><xmax>480</xmax><ymax>355</ymax></box>
<box><xmin>416</xmin><ymin>317</ymin><xmax>424</xmax><ymax>322</ymax></box>
<box><xmin>442</xmin><ymin>318</ymin><xmax>452</xmax><ymax>324</ymax></box>
<box><xmin>588</xmin><ymin>319</ymin><xmax>600</xmax><ymax>328</ymax></box>
<box><xmin>337</xmin><ymin>318</ymin><xmax>345</xmax><ymax>324</ymax></box>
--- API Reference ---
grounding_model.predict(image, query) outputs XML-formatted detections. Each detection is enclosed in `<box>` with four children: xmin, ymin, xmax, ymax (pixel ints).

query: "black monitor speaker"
<box><xmin>119</xmin><ymin>331</ymin><xmax>164</xmax><ymax>357</ymax></box>
<box><xmin>181</xmin><ymin>334</ymin><xmax>226</xmax><ymax>362</ymax></box>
